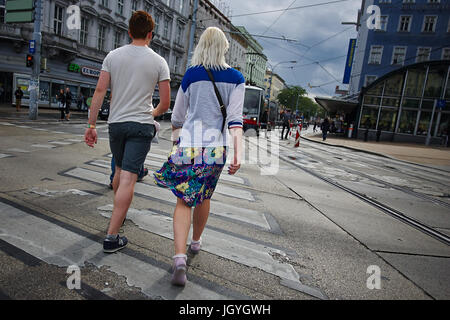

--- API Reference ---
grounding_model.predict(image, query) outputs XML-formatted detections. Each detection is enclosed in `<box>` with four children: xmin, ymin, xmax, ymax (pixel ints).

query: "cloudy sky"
<box><xmin>222</xmin><ymin>0</ymin><xmax>362</xmax><ymax>98</ymax></box>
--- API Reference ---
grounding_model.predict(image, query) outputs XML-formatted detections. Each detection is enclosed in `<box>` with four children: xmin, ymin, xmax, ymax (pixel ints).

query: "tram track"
<box><xmin>246</xmin><ymin>136</ymin><xmax>450</xmax><ymax>246</ymax></box>
<box><xmin>299</xmin><ymin>137</ymin><xmax>450</xmax><ymax>188</ymax></box>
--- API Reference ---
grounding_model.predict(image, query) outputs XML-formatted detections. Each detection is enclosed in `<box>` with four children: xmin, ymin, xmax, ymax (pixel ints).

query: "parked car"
<box><xmin>99</xmin><ymin>99</ymin><xmax>110</xmax><ymax>121</ymax></box>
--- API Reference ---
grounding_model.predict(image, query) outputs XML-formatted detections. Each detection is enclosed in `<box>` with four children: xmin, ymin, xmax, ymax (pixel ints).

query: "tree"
<box><xmin>277</xmin><ymin>86</ymin><xmax>324</xmax><ymax>118</ymax></box>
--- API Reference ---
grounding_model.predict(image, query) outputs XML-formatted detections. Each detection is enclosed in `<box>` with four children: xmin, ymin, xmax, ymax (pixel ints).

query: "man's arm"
<box><xmin>152</xmin><ymin>80</ymin><xmax>171</xmax><ymax>118</ymax></box>
<box><xmin>84</xmin><ymin>71</ymin><xmax>110</xmax><ymax>148</ymax></box>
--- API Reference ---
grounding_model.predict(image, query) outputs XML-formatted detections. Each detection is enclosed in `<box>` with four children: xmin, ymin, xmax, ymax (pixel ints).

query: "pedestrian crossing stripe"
<box><xmin>66</xmin><ymin>166</ymin><xmax>269</xmax><ymax>230</ymax></box>
<box><xmin>0</xmin><ymin>201</ymin><xmax>238</xmax><ymax>300</ymax></box>
<box><xmin>0</xmin><ymin>153</ymin><xmax>13</xmax><ymax>159</ymax></box>
<box><xmin>96</xmin><ymin>204</ymin><xmax>302</xmax><ymax>286</ymax></box>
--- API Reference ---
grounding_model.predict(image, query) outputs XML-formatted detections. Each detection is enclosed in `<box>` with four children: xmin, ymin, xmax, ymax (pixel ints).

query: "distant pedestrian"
<box><xmin>65</xmin><ymin>87</ymin><xmax>72</xmax><ymax>121</ymax></box>
<box><xmin>281</xmin><ymin>109</ymin><xmax>291</xmax><ymax>140</ymax></box>
<box><xmin>14</xmin><ymin>87</ymin><xmax>24</xmax><ymax>112</ymax></box>
<box><xmin>154</xmin><ymin>27</ymin><xmax>244</xmax><ymax>286</ymax></box>
<box><xmin>321</xmin><ymin>118</ymin><xmax>330</xmax><ymax>141</ymax></box>
<box><xmin>313</xmin><ymin>121</ymin><xmax>317</xmax><ymax>132</ymax></box>
<box><xmin>84</xmin><ymin>10</ymin><xmax>171</xmax><ymax>254</ymax></box>
<box><xmin>261</xmin><ymin>108</ymin><xmax>268</xmax><ymax>137</ymax></box>
<box><xmin>56</xmin><ymin>88</ymin><xmax>66</xmax><ymax>120</ymax></box>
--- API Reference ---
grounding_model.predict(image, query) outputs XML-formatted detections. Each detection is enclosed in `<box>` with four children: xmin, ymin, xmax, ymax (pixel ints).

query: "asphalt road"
<box><xmin>0</xmin><ymin>118</ymin><xmax>448</xmax><ymax>300</ymax></box>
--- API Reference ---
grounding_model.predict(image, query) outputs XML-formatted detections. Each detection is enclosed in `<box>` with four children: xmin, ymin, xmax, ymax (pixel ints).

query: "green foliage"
<box><xmin>277</xmin><ymin>86</ymin><xmax>325</xmax><ymax>118</ymax></box>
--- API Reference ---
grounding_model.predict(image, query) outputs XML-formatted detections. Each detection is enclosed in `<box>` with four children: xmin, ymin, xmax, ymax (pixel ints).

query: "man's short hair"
<box><xmin>129</xmin><ymin>11</ymin><xmax>154</xmax><ymax>40</ymax></box>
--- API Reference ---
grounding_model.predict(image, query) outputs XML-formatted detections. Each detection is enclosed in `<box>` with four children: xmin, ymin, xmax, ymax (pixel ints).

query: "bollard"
<box><xmin>348</xmin><ymin>124</ymin><xmax>353</xmax><ymax>138</ymax></box>
<box><xmin>294</xmin><ymin>123</ymin><xmax>302</xmax><ymax>147</ymax></box>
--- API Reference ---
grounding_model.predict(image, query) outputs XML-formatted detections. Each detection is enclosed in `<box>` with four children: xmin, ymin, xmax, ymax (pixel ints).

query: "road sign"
<box><xmin>29</xmin><ymin>40</ymin><xmax>35</xmax><ymax>54</ymax></box>
<box><xmin>5</xmin><ymin>0</ymin><xmax>35</xmax><ymax>23</ymax></box>
<box><xmin>437</xmin><ymin>99</ymin><xmax>446</xmax><ymax>109</ymax></box>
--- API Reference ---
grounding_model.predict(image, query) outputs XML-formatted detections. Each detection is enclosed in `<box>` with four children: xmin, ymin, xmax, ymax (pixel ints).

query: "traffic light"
<box><xmin>26</xmin><ymin>54</ymin><xmax>33</xmax><ymax>67</ymax></box>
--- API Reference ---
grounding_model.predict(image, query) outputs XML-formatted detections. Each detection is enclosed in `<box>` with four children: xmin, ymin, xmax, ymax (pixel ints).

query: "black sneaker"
<box><xmin>137</xmin><ymin>168</ymin><xmax>148</xmax><ymax>182</ymax></box>
<box><xmin>103</xmin><ymin>235</ymin><xmax>128</xmax><ymax>253</ymax></box>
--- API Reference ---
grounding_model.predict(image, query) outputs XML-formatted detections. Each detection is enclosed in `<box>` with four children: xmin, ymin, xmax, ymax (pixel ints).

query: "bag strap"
<box><xmin>205</xmin><ymin>68</ymin><xmax>227</xmax><ymax>133</ymax></box>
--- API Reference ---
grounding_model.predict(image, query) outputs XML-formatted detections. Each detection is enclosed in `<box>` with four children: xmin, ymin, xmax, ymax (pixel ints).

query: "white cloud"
<box><xmin>227</xmin><ymin>0</ymin><xmax>361</xmax><ymax>97</ymax></box>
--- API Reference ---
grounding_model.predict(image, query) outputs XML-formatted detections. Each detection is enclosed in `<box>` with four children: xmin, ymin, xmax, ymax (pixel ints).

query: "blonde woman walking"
<box><xmin>154</xmin><ymin>27</ymin><xmax>244</xmax><ymax>286</ymax></box>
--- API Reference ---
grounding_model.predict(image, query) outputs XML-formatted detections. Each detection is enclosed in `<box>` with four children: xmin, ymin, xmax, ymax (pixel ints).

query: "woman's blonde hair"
<box><xmin>191</xmin><ymin>27</ymin><xmax>230</xmax><ymax>70</ymax></box>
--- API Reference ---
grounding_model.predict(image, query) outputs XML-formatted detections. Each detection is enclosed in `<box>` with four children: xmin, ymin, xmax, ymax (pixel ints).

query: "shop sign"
<box><xmin>81</xmin><ymin>66</ymin><xmax>100</xmax><ymax>78</ymax></box>
<box><xmin>68</xmin><ymin>63</ymin><xmax>80</xmax><ymax>73</ymax></box>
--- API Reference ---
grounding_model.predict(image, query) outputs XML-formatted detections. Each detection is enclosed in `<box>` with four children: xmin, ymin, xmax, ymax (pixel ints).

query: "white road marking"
<box><xmin>65</xmin><ymin>167</ymin><xmax>269</xmax><ymax>230</ymax></box>
<box><xmin>0</xmin><ymin>122</ymin><xmax>14</xmax><ymax>126</ymax></box>
<box><xmin>0</xmin><ymin>201</ymin><xmax>233</xmax><ymax>300</ymax></box>
<box><xmin>48</xmin><ymin>141</ymin><xmax>73</xmax><ymax>145</ymax></box>
<box><xmin>0</xmin><ymin>153</ymin><xmax>13</xmax><ymax>159</ymax></box>
<box><xmin>31</xmin><ymin>144</ymin><xmax>56</xmax><ymax>149</ymax></box>
<box><xmin>6</xmin><ymin>148</ymin><xmax>30</xmax><ymax>153</ymax></box>
<box><xmin>97</xmin><ymin>204</ymin><xmax>299</xmax><ymax>284</ymax></box>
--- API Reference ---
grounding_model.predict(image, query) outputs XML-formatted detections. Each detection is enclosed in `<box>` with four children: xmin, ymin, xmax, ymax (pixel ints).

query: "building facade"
<box><xmin>0</xmin><ymin>0</ymin><xmax>190</xmax><ymax>108</ymax></box>
<box><xmin>349</xmin><ymin>0</ymin><xmax>450</xmax><ymax>95</ymax></box>
<box><xmin>193</xmin><ymin>0</ymin><xmax>247</xmax><ymax>73</ymax></box>
<box><xmin>235</xmin><ymin>25</ymin><xmax>267</xmax><ymax>89</ymax></box>
<box><xmin>264</xmin><ymin>70</ymin><xmax>286</xmax><ymax>103</ymax></box>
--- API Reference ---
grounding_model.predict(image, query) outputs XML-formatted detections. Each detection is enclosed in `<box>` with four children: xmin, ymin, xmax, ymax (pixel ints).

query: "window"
<box><xmin>174</xmin><ymin>56</ymin><xmax>180</xmax><ymax>74</ymax></box>
<box><xmin>398</xmin><ymin>16</ymin><xmax>412</xmax><ymax>32</ymax></box>
<box><xmin>132</xmin><ymin>0</ymin><xmax>139</xmax><ymax>12</ymax></box>
<box><xmin>54</xmin><ymin>5</ymin><xmax>64</xmax><ymax>36</ymax></box>
<box><xmin>424</xmin><ymin>66</ymin><xmax>447</xmax><ymax>98</ymax></box>
<box><xmin>365</xmin><ymin>75</ymin><xmax>377</xmax><ymax>87</ymax></box>
<box><xmin>176</xmin><ymin>24</ymin><xmax>184</xmax><ymax>44</ymax></box>
<box><xmin>163</xmin><ymin>19</ymin><xmax>170</xmax><ymax>38</ymax></box>
<box><xmin>448</xmin><ymin>18</ymin><xmax>450</xmax><ymax>32</ymax></box>
<box><xmin>397</xmin><ymin>110</ymin><xmax>418</xmax><ymax>134</ymax></box>
<box><xmin>154</xmin><ymin>14</ymin><xmax>160</xmax><ymax>34</ymax></box>
<box><xmin>360</xmin><ymin>107</ymin><xmax>378</xmax><ymax>129</ymax></box>
<box><xmin>427</xmin><ymin>0</ymin><xmax>440</xmax><ymax>3</ymax></box>
<box><xmin>403</xmin><ymin>0</ymin><xmax>415</xmax><ymax>3</ymax></box>
<box><xmin>101</xmin><ymin>0</ymin><xmax>109</xmax><ymax>7</ymax></box>
<box><xmin>442</xmin><ymin>48</ymin><xmax>450</xmax><ymax>60</ymax></box>
<box><xmin>80</xmin><ymin>17</ymin><xmax>89</xmax><ymax>46</ymax></box>
<box><xmin>416</xmin><ymin>111</ymin><xmax>432</xmax><ymax>135</ymax></box>
<box><xmin>0</xmin><ymin>0</ymin><xmax>5</xmax><ymax>23</ymax></box>
<box><xmin>378</xmin><ymin>108</ymin><xmax>397</xmax><ymax>132</ymax></box>
<box><xmin>369</xmin><ymin>45</ymin><xmax>383</xmax><ymax>64</ymax></box>
<box><xmin>422</xmin><ymin>16</ymin><xmax>437</xmax><ymax>32</ymax></box>
<box><xmin>437</xmin><ymin>113</ymin><xmax>449</xmax><ymax>137</ymax></box>
<box><xmin>98</xmin><ymin>25</ymin><xmax>107</xmax><ymax>51</ymax></box>
<box><xmin>179</xmin><ymin>0</ymin><xmax>184</xmax><ymax>13</ymax></box>
<box><xmin>379</xmin><ymin>0</ymin><xmax>391</xmax><ymax>3</ymax></box>
<box><xmin>378</xmin><ymin>15</ymin><xmax>388</xmax><ymax>31</ymax></box>
<box><xmin>117</xmin><ymin>0</ymin><xmax>124</xmax><ymax>15</ymax></box>
<box><xmin>114</xmin><ymin>31</ymin><xmax>123</xmax><ymax>49</ymax></box>
<box><xmin>392</xmin><ymin>46</ymin><xmax>407</xmax><ymax>65</ymax></box>
<box><xmin>416</xmin><ymin>47</ymin><xmax>431</xmax><ymax>63</ymax></box>
<box><xmin>166</xmin><ymin>0</ymin><xmax>171</xmax><ymax>7</ymax></box>
<box><xmin>404</xmin><ymin>66</ymin><xmax>427</xmax><ymax>97</ymax></box>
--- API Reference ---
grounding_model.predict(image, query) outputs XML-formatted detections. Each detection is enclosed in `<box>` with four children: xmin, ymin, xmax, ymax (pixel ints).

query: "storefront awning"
<box><xmin>314</xmin><ymin>96</ymin><xmax>358</xmax><ymax>114</ymax></box>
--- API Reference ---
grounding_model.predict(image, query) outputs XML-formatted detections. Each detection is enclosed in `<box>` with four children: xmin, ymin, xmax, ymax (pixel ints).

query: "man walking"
<box><xmin>15</xmin><ymin>87</ymin><xmax>23</xmax><ymax>112</ymax></box>
<box><xmin>65</xmin><ymin>87</ymin><xmax>72</xmax><ymax>121</ymax></box>
<box><xmin>84</xmin><ymin>10</ymin><xmax>171</xmax><ymax>253</ymax></box>
<box><xmin>281</xmin><ymin>109</ymin><xmax>291</xmax><ymax>140</ymax></box>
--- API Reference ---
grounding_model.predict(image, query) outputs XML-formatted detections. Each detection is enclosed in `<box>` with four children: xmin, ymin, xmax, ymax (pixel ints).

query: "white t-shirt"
<box><xmin>101</xmin><ymin>44</ymin><xmax>170</xmax><ymax>124</ymax></box>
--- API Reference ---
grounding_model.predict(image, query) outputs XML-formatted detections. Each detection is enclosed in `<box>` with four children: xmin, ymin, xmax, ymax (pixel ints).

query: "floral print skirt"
<box><xmin>153</xmin><ymin>142</ymin><xmax>227</xmax><ymax>207</ymax></box>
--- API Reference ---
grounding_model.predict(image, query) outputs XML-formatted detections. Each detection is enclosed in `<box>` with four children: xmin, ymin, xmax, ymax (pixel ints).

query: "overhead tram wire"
<box><xmin>260</xmin><ymin>0</ymin><xmax>298</xmax><ymax>37</ymax></box>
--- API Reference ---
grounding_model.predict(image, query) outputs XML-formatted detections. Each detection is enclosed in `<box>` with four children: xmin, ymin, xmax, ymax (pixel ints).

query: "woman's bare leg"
<box><xmin>173</xmin><ymin>198</ymin><xmax>192</xmax><ymax>255</ymax></box>
<box><xmin>192</xmin><ymin>199</ymin><xmax>210</xmax><ymax>241</ymax></box>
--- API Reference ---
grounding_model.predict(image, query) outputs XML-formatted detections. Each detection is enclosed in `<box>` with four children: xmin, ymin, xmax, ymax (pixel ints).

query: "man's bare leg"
<box><xmin>107</xmin><ymin>169</ymin><xmax>138</xmax><ymax>235</ymax></box>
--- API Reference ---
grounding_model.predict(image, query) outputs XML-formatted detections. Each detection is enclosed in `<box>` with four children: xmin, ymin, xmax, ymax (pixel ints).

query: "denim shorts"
<box><xmin>109</xmin><ymin>122</ymin><xmax>155</xmax><ymax>174</ymax></box>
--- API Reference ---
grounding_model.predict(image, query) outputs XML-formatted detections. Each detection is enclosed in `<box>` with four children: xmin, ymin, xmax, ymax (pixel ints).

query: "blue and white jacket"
<box><xmin>171</xmin><ymin>65</ymin><xmax>245</xmax><ymax>147</ymax></box>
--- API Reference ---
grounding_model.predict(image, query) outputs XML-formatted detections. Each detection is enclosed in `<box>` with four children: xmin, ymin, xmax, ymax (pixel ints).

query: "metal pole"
<box><xmin>425</xmin><ymin>99</ymin><xmax>437</xmax><ymax>146</ymax></box>
<box><xmin>186</xmin><ymin>0</ymin><xmax>199</xmax><ymax>69</ymax></box>
<box><xmin>28</xmin><ymin>0</ymin><xmax>42</xmax><ymax>120</ymax></box>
